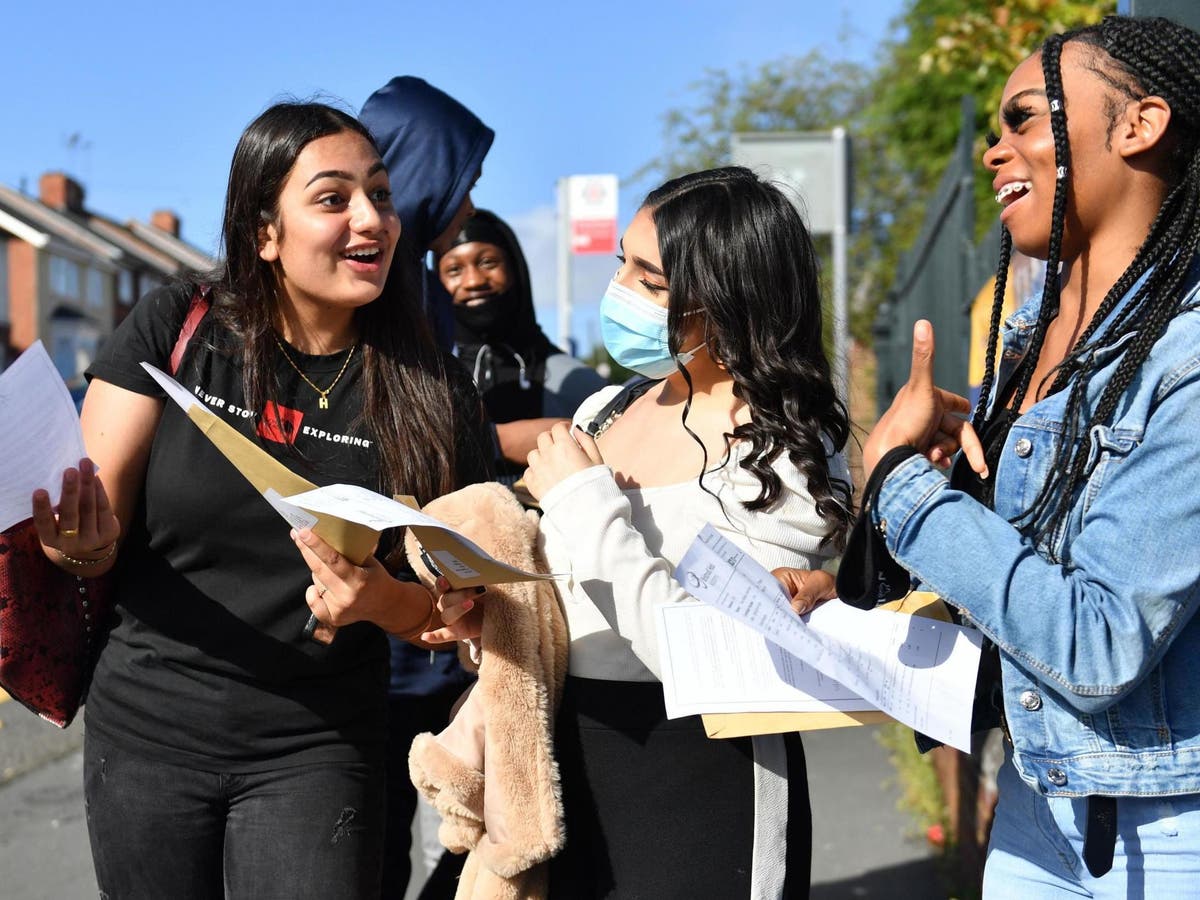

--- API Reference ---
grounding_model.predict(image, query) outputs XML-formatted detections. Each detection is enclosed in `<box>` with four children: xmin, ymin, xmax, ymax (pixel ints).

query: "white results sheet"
<box><xmin>666</xmin><ymin>523</ymin><xmax>982</xmax><ymax>752</ymax></box>
<box><xmin>0</xmin><ymin>342</ymin><xmax>88</xmax><ymax>533</ymax></box>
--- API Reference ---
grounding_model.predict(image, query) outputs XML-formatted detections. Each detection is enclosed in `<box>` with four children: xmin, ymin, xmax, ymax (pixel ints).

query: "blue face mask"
<box><xmin>599</xmin><ymin>280</ymin><xmax>698</xmax><ymax>379</ymax></box>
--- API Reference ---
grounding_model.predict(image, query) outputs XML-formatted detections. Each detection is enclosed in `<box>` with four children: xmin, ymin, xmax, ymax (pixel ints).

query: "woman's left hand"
<box><xmin>523</xmin><ymin>422</ymin><xmax>604</xmax><ymax>501</ymax></box>
<box><xmin>423</xmin><ymin>576</ymin><xmax>487</xmax><ymax>644</ymax></box>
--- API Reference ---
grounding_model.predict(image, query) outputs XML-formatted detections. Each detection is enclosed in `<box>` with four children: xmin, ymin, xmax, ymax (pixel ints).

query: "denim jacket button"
<box><xmin>1014</xmin><ymin>438</ymin><xmax>1033</xmax><ymax>458</ymax></box>
<box><xmin>1046</xmin><ymin>767</ymin><xmax>1068</xmax><ymax>787</ymax></box>
<box><xmin>1019</xmin><ymin>690</ymin><xmax>1042</xmax><ymax>711</ymax></box>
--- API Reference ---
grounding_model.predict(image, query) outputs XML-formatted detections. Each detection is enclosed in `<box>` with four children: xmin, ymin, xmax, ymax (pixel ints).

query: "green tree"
<box><xmin>636</xmin><ymin>0</ymin><xmax>1116</xmax><ymax>343</ymax></box>
<box><xmin>635</xmin><ymin>51</ymin><xmax>871</xmax><ymax>180</ymax></box>
<box><xmin>634</xmin><ymin>50</ymin><xmax>890</xmax><ymax>345</ymax></box>
<box><xmin>868</xmin><ymin>0</ymin><xmax>1114</xmax><ymax>244</ymax></box>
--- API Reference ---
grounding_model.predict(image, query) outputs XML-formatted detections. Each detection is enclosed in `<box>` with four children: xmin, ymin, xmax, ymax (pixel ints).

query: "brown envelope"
<box><xmin>391</xmin><ymin>495</ymin><xmax>553</xmax><ymax>590</ymax></box>
<box><xmin>186</xmin><ymin>406</ymin><xmax>379</xmax><ymax>564</ymax></box>
<box><xmin>185</xmin><ymin>406</ymin><xmax>550</xmax><ymax>587</ymax></box>
<box><xmin>701</xmin><ymin>591</ymin><xmax>953</xmax><ymax>739</ymax></box>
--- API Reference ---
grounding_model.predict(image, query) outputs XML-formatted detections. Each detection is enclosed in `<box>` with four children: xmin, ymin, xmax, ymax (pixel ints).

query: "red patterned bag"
<box><xmin>0</xmin><ymin>286</ymin><xmax>211</xmax><ymax>727</ymax></box>
<box><xmin>0</xmin><ymin>521</ymin><xmax>111</xmax><ymax>727</ymax></box>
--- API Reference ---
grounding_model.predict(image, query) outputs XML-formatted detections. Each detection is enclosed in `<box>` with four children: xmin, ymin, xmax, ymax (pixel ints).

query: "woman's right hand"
<box><xmin>862</xmin><ymin>320</ymin><xmax>987</xmax><ymax>480</ymax></box>
<box><xmin>31</xmin><ymin>457</ymin><xmax>121</xmax><ymax>573</ymax></box>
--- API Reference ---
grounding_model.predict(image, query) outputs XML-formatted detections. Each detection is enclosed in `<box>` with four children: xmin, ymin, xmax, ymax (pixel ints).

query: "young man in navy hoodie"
<box><xmin>360</xmin><ymin>77</ymin><xmax>493</xmax><ymax>900</ymax></box>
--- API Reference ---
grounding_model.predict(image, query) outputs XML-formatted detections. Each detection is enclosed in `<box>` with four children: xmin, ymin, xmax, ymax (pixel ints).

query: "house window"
<box><xmin>117</xmin><ymin>269</ymin><xmax>135</xmax><ymax>305</ymax></box>
<box><xmin>85</xmin><ymin>267</ymin><xmax>106</xmax><ymax>308</ymax></box>
<box><xmin>49</xmin><ymin>318</ymin><xmax>100</xmax><ymax>384</ymax></box>
<box><xmin>49</xmin><ymin>255</ymin><xmax>81</xmax><ymax>299</ymax></box>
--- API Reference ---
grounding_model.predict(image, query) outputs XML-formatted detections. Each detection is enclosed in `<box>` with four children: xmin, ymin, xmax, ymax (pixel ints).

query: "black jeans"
<box><xmin>83</xmin><ymin>733</ymin><xmax>385</xmax><ymax>899</ymax></box>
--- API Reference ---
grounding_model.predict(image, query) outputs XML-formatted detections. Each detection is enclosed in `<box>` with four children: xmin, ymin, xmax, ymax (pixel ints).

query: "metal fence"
<box><xmin>872</xmin><ymin>97</ymin><xmax>1000</xmax><ymax>413</ymax></box>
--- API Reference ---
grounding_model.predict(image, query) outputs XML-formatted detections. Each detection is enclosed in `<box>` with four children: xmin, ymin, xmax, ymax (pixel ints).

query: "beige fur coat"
<box><xmin>405</xmin><ymin>482</ymin><xmax>568</xmax><ymax>900</ymax></box>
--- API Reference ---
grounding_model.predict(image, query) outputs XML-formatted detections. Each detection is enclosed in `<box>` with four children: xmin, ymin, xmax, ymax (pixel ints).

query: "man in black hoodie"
<box><xmin>360</xmin><ymin>76</ymin><xmax>493</xmax><ymax>900</ymax></box>
<box><xmin>362</xmin><ymin>76</ymin><xmax>494</xmax><ymax>350</ymax></box>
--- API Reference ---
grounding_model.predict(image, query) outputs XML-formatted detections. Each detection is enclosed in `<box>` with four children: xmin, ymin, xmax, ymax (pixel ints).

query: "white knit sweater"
<box><xmin>538</xmin><ymin>386</ymin><xmax>847</xmax><ymax>682</ymax></box>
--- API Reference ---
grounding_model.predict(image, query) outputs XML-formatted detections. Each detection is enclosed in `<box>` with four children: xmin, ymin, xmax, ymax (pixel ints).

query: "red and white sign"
<box><xmin>567</xmin><ymin>174</ymin><xmax>618</xmax><ymax>255</ymax></box>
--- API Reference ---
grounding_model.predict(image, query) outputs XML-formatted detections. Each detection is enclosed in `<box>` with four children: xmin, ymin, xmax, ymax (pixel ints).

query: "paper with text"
<box><xmin>282</xmin><ymin>484</ymin><xmax>554</xmax><ymax>584</ymax></box>
<box><xmin>656</xmin><ymin>602</ymin><xmax>874</xmax><ymax>718</ymax></box>
<box><xmin>0</xmin><ymin>342</ymin><xmax>89</xmax><ymax>532</ymax></box>
<box><xmin>673</xmin><ymin>524</ymin><xmax>981</xmax><ymax>752</ymax></box>
<box><xmin>263</xmin><ymin>488</ymin><xmax>319</xmax><ymax>531</ymax></box>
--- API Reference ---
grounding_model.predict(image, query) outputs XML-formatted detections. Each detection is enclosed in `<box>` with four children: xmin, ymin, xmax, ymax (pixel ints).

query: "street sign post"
<box><xmin>557</xmin><ymin>174</ymin><xmax>618</xmax><ymax>353</ymax></box>
<box><xmin>731</xmin><ymin>131</ymin><xmax>852</xmax><ymax>398</ymax></box>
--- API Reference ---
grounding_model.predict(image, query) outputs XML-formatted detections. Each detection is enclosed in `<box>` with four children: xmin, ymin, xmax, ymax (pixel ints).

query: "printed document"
<box><xmin>281</xmin><ymin>483</ymin><xmax>555</xmax><ymax>583</ymax></box>
<box><xmin>0</xmin><ymin>342</ymin><xmax>88</xmax><ymax>532</ymax></box>
<box><xmin>656</xmin><ymin>602</ymin><xmax>873</xmax><ymax>717</ymax></box>
<box><xmin>671</xmin><ymin>524</ymin><xmax>982</xmax><ymax>752</ymax></box>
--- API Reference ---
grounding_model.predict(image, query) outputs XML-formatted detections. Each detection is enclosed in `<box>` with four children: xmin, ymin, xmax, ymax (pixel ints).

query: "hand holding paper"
<box><xmin>0</xmin><ymin>342</ymin><xmax>89</xmax><ymax>533</ymax></box>
<box><xmin>667</xmin><ymin>524</ymin><xmax>982</xmax><ymax>751</ymax></box>
<box><xmin>291</xmin><ymin>526</ymin><xmax>482</xmax><ymax>645</ymax></box>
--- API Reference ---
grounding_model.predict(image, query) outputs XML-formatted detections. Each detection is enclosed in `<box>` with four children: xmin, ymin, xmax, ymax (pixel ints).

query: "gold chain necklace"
<box><xmin>272</xmin><ymin>332</ymin><xmax>357</xmax><ymax>410</ymax></box>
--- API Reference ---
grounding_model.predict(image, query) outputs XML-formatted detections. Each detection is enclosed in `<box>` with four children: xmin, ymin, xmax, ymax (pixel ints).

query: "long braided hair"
<box><xmin>972</xmin><ymin>16</ymin><xmax>1200</xmax><ymax>551</ymax></box>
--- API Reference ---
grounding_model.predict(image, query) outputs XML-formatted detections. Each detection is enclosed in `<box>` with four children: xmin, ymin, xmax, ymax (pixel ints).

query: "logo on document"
<box><xmin>257</xmin><ymin>401</ymin><xmax>304</xmax><ymax>445</ymax></box>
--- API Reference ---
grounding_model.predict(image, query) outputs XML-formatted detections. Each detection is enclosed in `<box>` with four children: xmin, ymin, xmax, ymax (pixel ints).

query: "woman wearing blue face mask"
<box><xmin>523</xmin><ymin>167</ymin><xmax>853</xmax><ymax>898</ymax></box>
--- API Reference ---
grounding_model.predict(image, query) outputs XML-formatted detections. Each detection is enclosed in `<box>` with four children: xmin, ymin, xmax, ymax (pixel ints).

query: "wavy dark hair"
<box><xmin>205</xmin><ymin>100</ymin><xmax>463</xmax><ymax>504</ymax></box>
<box><xmin>973</xmin><ymin>16</ymin><xmax>1200</xmax><ymax>551</ymax></box>
<box><xmin>644</xmin><ymin>166</ymin><xmax>853</xmax><ymax>549</ymax></box>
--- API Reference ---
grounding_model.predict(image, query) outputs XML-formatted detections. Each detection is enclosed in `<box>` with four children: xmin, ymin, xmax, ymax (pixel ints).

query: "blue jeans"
<box><xmin>985</xmin><ymin>753</ymin><xmax>1200</xmax><ymax>898</ymax></box>
<box><xmin>84</xmin><ymin>733</ymin><xmax>385</xmax><ymax>899</ymax></box>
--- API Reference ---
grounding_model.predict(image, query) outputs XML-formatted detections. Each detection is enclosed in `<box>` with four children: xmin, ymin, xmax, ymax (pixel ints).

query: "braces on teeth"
<box><xmin>995</xmin><ymin>182</ymin><xmax>1032</xmax><ymax>203</ymax></box>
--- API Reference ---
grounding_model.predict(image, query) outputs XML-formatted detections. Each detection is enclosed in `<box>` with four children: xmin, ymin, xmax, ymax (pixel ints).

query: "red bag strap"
<box><xmin>168</xmin><ymin>285</ymin><xmax>212</xmax><ymax>376</ymax></box>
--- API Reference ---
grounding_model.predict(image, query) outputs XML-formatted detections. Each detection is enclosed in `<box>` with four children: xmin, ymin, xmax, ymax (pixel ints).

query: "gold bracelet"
<box><xmin>393</xmin><ymin>592</ymin><xmax>440</xmax><ymax>641</ymax></box>
<box><xmin>57</xmin><ymin>542</ymin><xmax>118</xmax><ymax>568</ymax></box>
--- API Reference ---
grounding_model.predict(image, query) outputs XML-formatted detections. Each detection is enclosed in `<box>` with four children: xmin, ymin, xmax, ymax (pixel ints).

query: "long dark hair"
<box><xmin>644</xmin><ymin>166</ymin><xmax>853</xmax><ymax>549</ymax></box>
<box><xmin>207</xmin><ymin>100</ymin><xmax>462</xmax><ymax>504</ymax></box>
<box><xmin>973</xmin><ymin>16</ymin><xmax>1200</xmax><ymax>549</ymax></box>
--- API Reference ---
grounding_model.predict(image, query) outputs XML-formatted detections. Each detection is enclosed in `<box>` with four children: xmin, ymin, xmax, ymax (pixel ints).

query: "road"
<box><xmin>0</xmin><ymin>692</ymin><xmax>944</xmax><ymax>898</ymax></box>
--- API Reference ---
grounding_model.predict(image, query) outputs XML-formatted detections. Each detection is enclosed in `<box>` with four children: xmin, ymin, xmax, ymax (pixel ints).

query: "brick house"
<box><xmin>0</xmin><ymin>172</ymin><xmax>214</xmax><ymax>394</ymax></box>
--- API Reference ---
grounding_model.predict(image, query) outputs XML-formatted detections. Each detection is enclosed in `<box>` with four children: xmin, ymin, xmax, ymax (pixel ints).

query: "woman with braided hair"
<box><xmin>847</xmin><ymin>14</ymin><xmax>1200</xmax><ymax>895</ymax></box>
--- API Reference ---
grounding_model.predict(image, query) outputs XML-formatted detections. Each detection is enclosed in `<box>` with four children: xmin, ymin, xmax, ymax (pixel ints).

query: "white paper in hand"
<box><xmin>0</xmin><ymin>342</ymin><xmax>89</xmax><ymax>532</ymax></box>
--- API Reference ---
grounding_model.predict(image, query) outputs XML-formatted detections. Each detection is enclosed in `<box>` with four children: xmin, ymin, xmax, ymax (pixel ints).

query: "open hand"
<box><xmin>32</xmin><ymin>458</ymin><xmax>121</xmax><ymax>570</ymax></box>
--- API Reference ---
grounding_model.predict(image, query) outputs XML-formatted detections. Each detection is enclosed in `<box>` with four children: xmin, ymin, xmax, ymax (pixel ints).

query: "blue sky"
<box><xmin>3</xmin><ymin>0</ymin><xmax>903</xmax><ymax>352</ymax></box>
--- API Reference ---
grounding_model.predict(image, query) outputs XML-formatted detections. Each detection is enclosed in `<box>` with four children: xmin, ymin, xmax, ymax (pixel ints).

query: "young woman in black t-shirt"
<box><xmin>29</xmin><ymin>102</ymin><xmax>489</xmax><ymax>898</ymax></box>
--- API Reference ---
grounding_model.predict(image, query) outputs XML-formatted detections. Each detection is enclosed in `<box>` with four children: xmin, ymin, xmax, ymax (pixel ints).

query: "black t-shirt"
<box><xmin>84</xmin><ymin>283</ymin><xmax>485</xmax><ymax>770</ymax></box>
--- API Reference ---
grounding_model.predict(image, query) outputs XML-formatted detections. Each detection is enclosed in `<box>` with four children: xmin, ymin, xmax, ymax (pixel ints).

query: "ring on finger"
<box><xmin>60</xmin><ymin>528</ymin><xmax>79</xmax><ymax>537</ymax></box>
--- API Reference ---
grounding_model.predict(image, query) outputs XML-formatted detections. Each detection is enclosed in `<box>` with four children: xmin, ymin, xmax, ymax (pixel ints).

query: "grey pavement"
<box><xmin>0</xmin><ymin>711</ymin><xmax>944</xmax><ymax>899</ymax></box>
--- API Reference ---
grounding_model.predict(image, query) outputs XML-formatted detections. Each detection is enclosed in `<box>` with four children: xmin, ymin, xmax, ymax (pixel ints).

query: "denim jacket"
<box><xmin>873</xmin><ymin>260</ymin><xmax>1200</xmax><ymax>798</ymax></box>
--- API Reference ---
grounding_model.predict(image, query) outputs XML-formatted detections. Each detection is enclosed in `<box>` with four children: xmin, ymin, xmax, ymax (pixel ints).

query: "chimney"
<box><xmin>39</xmin><ymin>172</ymin><xmax>85</xmax><ymax>212</ymax></box>
<box><xmin>150</xmin><ymin>209</ymin><xmax>180</xmax><ymax>237</ymax></box>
